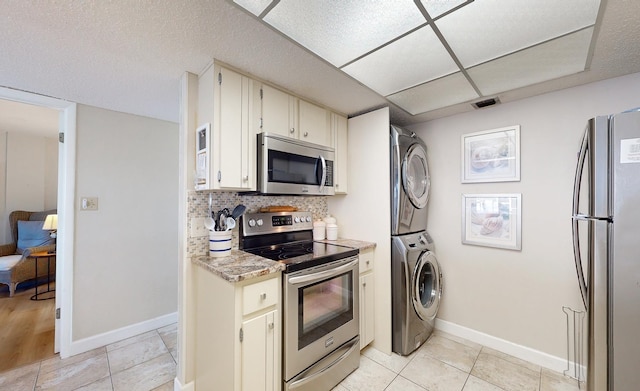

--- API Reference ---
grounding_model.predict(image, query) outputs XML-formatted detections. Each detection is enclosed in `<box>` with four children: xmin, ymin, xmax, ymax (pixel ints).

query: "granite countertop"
<box><xmin>317</xmin><ymin>238</ymin><xmax>377</xmax><ymax>251</ymax></box>
<box><xmin>192</xmin><ymin>238</ymin><xmax>376</xmax><ymax>283</ymax></box>
<box><xmin>192</xmin><ymin>250</ymin><xmax>285</xmax><ymax>283</ymax></box>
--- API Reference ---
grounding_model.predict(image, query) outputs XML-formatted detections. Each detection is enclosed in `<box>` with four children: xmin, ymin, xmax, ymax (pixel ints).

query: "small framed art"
<box><xmin>461</xmin><ymin>126</ymin><xmax>520</xmax><ymax>183</ymax></box>
<box><xmin>461</xmin><ymin>193</ymin><xmax>522</xmax><ymax>250</ymax></box>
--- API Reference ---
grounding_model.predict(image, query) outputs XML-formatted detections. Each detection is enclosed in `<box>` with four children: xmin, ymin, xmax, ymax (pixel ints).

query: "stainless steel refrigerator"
<box><xmin>572</xmin><ymin>109</ymin><xmax>640</xmax><ymax>391</ymax></box>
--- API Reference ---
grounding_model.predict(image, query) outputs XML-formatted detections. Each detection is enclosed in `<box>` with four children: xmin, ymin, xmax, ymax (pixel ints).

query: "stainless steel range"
<box><xmin>240</xmin><ymin>211</ymin><xmax>360</xmax><ymax>391</ymax></box>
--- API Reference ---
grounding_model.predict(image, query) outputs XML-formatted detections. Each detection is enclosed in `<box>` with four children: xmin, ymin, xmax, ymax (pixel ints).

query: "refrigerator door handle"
<box><xmin>571</xmin><ymin>129</ymin><xmax>589</xmax><ymax>310</ymax></box>
<box><xmin>572</xmin><ymin>130</ymin><xmax>589</xmax><ymax>217</ymax></box>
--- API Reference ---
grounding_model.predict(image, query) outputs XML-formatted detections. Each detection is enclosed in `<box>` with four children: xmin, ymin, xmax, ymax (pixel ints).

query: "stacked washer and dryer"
<box><xmin>390</xmin><ymin>125</ymin><xmax>443</xmax><ymax>356</ymax></box>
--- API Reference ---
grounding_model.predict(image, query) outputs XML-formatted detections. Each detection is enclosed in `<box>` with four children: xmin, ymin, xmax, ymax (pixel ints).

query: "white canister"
<box><xmin>313</xmin><ymin>220</ymin><xmax>326</xmax><ymax>240</ymax></box>
<box><xmin>323</xmin><ymin>215</ymin><xmax>337</xmax><ymax>225</ymax></box>
<box><xmin>326</xmin><ymin>223</ymin><xmax>338</xmax><ymax>240</ymax></box>
<box><xmin>209</xmin><ymin>230</ymin><xmax>232</xmax><ymax>257</ymax></box>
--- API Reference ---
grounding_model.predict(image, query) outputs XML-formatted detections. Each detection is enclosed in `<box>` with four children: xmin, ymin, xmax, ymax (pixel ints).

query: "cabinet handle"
<box><xmin>304</xmin><ymin>132</ymin><xmax>308</xmax><ymax>137</ymax></box>
<box><xmin>268</xmin><ymin>322</ymin><xmax>274</xmax><ymax>330</ymax></box>
<box><xmin>290</xmin><ymin>128</ymin><xmax>295</xmax><ymax>134</ymax></box>
<box><xmin>366</xmin><ymin>260</ymin><xmax>370</xmax><ymax>265</ymax></box>
<box><xmin>362</xmin><ymin>282</ymin><xmax>366</xmax><ymax>287</ymax></box>
<box><xmin>260</xmin><ymin>293</ymin><xmax>267</xmax><ymax>300</ymax></box>
<box><xmin>243</xmin><ymin>175</ymin><xmax>248</xmax><ymax>181</ymax></box>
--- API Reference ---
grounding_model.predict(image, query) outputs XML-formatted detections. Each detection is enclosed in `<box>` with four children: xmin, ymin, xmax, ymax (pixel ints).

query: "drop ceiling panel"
<box><xmin>342</xmin><ymin>25</ymin><xmax>459</xmax><ymax>96</ymax></box>
<box><xmin>263</xmin><ymin>0</ymin><xmax>427</xmax><ymax>67</ymax></box>
<box><xmin>387</xmin><ymin>72</ymin><xmax>479</xmax><ymax>115</ymax></box>
<box><xmin>469</xmin><ymin>28</ymin><xmax>594</xmax><ymax>96</ymax></box>
<box><xmin>436</xmin><ymin>0</ymin><xmax>600</xmax><ymax>67</ymax></box>
<box><xmin>419</xmin><ymin>0</ymin><xmax>468</xmax><ymax>18</ymax></box>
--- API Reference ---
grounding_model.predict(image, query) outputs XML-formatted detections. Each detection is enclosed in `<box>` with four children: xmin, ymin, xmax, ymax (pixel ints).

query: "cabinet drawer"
<box><xmin>243</xmin><ymin>278</ymin><xmax>278</xmax><ymax>316</ymax></box>
<box><xmin>359</xmin><ymin>249</ymin><xmax>374</xmax><ymax>274</ymax></box>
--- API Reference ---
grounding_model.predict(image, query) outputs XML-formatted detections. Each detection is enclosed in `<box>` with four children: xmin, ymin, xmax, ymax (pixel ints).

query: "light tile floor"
<box><xmin>335</xmin><ymin>330</ymin><xmax>581</xmax><ymax>391</ymax></box>
<box><xmin>0</xmin><ymin>325</ymin><xmax>580</xmax><ymax>391</ymax></box>
<box><xmin>0</xmin><ymin>323</ymin><xmax>177</xmax><ymax>391</ymax></box>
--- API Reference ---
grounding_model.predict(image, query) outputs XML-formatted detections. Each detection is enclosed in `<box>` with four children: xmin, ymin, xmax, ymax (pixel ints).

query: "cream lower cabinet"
<box><xmin>195</xmin><ymin>267</ymin><xmax>281</xmax><ymax>391</ymax></box>
<box><xmin>359</xmin><ymin>248</ymin><xmax>375</xmax><ymax>349</ymax></box>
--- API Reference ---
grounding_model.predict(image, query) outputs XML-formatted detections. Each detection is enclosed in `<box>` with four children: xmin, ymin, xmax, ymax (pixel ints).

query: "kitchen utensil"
<box><xmin>231</xmin><ymin>204</ymin><xmax>246</xmax><ymax>219</ymax></box>
<box><xmin>225</xmin><ymin>217</ymin><xmax>236</xmax><ymax>231</ymax></box>
<box><xmin>204</xmin><ymin>193</ymin><xmax>215</xmax><ymax>230</ymax></box>
<box><xmin>218</xmin><ymin>212</ymin><xmax>226</xmax><ymax>231</ymax></box>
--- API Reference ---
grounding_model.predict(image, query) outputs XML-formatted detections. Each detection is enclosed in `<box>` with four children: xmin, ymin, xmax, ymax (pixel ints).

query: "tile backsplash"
<box><xmin>187</xmin><ymin>191</ymin><xmax>329</xmax><ymax>257</ymax></box>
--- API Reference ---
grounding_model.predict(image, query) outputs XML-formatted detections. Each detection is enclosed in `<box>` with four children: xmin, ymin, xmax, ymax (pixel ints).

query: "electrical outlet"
<box><xmin>191</xmin><ymin>218</ymin><xmax>208</xmax><ymax>237</ymax></box>
<box><xmin>80</xmin><ymin>197</ymin><xmax>98</xmax><ymax>210</ymax></box>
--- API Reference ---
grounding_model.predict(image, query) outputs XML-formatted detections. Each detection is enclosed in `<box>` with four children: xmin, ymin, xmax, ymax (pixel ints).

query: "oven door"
<box><xmin>258</xmin><ymin>132</ymin><xmax>335</xmax><ymax>195</ymax></box>
<box><xmin>283</xmin><ymin>256</ymin><xmax>359</xmax><ymax>381</ymax></box>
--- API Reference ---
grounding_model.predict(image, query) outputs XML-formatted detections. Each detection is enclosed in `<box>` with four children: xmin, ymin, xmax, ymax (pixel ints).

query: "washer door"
<box><xmin>412</xmin><ymin>251</ymin><xmax>441</xmax><ymax>321</ymax></box>
<box><xmin>402</xmin><ymin>143</ymin><xmax>430</xmax><ymax>209</ymax></box>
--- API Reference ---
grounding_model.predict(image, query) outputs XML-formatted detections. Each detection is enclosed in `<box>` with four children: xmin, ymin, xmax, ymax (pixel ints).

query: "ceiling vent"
<box><xmin>472</xmin><ymin>97</ymin><xmax>501</xmax><ymax>109</ymax></box>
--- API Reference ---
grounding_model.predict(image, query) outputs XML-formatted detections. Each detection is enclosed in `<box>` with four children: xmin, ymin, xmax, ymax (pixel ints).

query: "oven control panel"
<box><xmin>241</xmin><ymin>211</ymin><xmax>313</xmax><ymax>236</ymax></box>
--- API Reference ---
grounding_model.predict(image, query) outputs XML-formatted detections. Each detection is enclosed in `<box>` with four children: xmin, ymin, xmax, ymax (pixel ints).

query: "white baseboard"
<box><xmin>435</xmin><ymin>318</ymin><xmax>569</xmax><ymax>373</ymax></box>
<box><xmin>174</xmin><ymin>377</ymin><xmax>194</xmax><ymax>391</ymax></box>
<box><xmin>65</xmin><ymin>312</ymin><xmax>178</xmax><ymax>357</ymax></box>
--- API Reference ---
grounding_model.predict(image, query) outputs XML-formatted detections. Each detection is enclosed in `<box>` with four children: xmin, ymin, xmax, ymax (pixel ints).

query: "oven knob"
<box><xmin>248</xmin><ymin>219</ymin><xmax>256</xmax><ymax>227</ymax></box>
<box><xmin>256</xmin><ymin>219</ymin><xmax>264</xmax><ymax>227</ymax></box>
<box><xmin>306</xmin><ymin>216</ymin><xmax>312</xmax><ymax>222</ymax></box>
<box><xmin>294</xmin><ymin>217</ymin><xmax>300</xmax><ymax>223</ymax></box>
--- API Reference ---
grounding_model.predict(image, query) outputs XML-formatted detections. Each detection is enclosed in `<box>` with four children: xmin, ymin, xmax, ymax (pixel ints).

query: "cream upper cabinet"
<box><xmin>298</xmin><ymin>99</ymin><xmax>331</xmax><ymax>146</ymax></box>
<box><xmin>260</xmin><ymin>84</ymin><xmax>332</xmax><ymax>148</ymax></box>
<box><xmin>260</xmin><ymin>84</ymin><xmax>298</xmax><ymax>139</ymax></box>
<box><xmin>197</xmin><ymin>63</ymin><xmax>257</xmax><ymax>191</ymax></box>
<box><xmin>359</xmin><ymin>248</ymin><xmax>375</xmax><ymax>349</ymax></box>
<box><xmin>195</xmin><ymin>267</ymin><xmax>281</xmax><ymax>391</ymax></box>
<box><xmin>332</xmin><ymin>113</ymin><xmax>348</xmax><ymax>194</ymax></box>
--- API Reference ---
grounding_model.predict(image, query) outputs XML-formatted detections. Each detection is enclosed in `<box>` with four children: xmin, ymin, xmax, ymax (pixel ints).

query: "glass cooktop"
<box><xmin>243</xmin><ymin>241</ymin><xmax>358</xmax><ymax>273</ymax></box>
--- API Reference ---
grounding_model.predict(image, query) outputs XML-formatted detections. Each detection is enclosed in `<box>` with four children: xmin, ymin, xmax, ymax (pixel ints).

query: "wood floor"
<box><xmin>0</xmin><ymin>280</ymin><xmax>56</xmax><ymax>373</ymax></box>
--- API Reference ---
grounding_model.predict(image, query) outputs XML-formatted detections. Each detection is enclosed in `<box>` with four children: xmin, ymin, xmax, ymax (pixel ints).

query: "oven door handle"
<box><xmin>288</xmin><ymin>259</ymin><xmax>358</xmax><ymax>286</ymax></box>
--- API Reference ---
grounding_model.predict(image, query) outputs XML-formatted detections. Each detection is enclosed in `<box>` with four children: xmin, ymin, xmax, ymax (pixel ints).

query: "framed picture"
<box><xmin>462</xmin><ymin>194</ymin><xmax>522</xmax><ymax>250</ymax></box>
<box><xmin>461</xmin><ymin>126</ymin><xmax>520</xmax><ymax>183</ymax></box>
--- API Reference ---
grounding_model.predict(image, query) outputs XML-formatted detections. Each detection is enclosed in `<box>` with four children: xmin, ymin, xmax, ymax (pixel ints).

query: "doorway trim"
<box><xmin>0</xmin><ymin>86</ymin><xmax>75</xmax><ymax>358</ymax></box>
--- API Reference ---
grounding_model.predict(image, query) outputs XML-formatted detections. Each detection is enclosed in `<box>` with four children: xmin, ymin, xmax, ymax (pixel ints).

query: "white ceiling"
<box><xmin>1</xmin><ymin>0</ymin><xmax>639</xmax><ymax>135</ymax></box>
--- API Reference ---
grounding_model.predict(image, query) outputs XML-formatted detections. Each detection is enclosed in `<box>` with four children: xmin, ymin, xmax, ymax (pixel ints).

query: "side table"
<box><xmin>29</xmin><ymin>251</ymin><xmax>56</xmax><ymax>301</ymax></box>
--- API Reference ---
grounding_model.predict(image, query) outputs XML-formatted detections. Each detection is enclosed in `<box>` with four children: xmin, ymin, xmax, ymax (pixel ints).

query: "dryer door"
<box><xmin>412</xmin><ymin>251</ymin><xmax>441</xmax><ymax>321</ymax></box>
<box><xmin>402</xmin><ymin>143</ymin><xmax>430</xmax><ymax>209</ymax></box>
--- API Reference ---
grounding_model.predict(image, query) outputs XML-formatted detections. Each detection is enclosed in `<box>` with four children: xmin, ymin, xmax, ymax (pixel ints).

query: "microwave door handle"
<box><xmin>318</xmin><ymin>155</ymin><xmax>327</xmax><ymax>192</ymax></box>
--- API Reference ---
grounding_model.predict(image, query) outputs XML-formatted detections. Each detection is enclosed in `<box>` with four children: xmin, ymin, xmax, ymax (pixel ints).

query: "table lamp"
<box><xmin>42</xmin><ymin>214</ymin><xmax>58</xmax><ymax>253</ymax></box>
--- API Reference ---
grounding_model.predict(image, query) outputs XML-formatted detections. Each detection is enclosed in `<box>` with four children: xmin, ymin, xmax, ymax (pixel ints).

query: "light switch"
<box><xmin>80</xmin><ymin>197</ymin><xmax>98</xmax><ymax>211</ymax></box>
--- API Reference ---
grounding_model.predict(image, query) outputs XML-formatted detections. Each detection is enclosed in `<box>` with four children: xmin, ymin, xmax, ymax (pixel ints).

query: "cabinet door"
<box><xmin>241</xmin><ymin>310</ymin><xmax>277</xmax><ymax>391</ymax></box>
<box><xmin>218</xmin><ymin>67</ymin><xmax>245</xmax><ymax>189</ymax></box>
<box><xmin>299</xmin><ymin>100</ymin><xmax>330</xmax><ymax>146</ymax></box>
<box><xmin>261</xmin><ymin>84</ymin><xmax>296</xmax><ymax>138</ymax></box>
<box><xmin>360</xmin><ymin>273</ymin><xmax>375</xmax><ymax>349</ymax></box>
<box><xmin>333</xmin><ymin>113</ymin><xmax>348</xmax><ymax>194</ymax></box>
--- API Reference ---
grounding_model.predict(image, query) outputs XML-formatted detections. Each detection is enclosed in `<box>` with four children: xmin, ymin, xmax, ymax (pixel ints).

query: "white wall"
<box><xmin>73</xmin><ymin>105</ymin><xmax>179</xmax><ymax>340</ymax></box>
<box><xmin>0</xmin><ymin>132</ymin><xmax>58</xmax><ymax>243</ymax></box>
<box><xmin>408</xmin><ymin>71</ymin><xmax>640</xmax><ymax>360</ymax></box>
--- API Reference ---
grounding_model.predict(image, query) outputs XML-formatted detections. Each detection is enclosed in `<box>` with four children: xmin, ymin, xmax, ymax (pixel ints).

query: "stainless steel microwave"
<box><xmin>257</xmin><ymin>132</ymin><xmax>335</xmax><ymax>196</ymax></box>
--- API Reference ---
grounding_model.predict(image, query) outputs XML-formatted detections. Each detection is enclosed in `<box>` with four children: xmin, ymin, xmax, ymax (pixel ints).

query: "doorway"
<box><xmin>0</xmin><ymin>86</ymin><xmax>76</xmax><ymax>368</ymax></box>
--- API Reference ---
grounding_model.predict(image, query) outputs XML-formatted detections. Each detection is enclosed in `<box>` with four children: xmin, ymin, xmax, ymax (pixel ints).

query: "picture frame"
<box><xmin>461</xmin><ymin>126</ymin><xmax>520</xmax><ymax>183</ymax></box>
<box><xmin>461</xmin><ymin>193</ymin><xmax>522</xmax><ymax>250</ymax></box>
